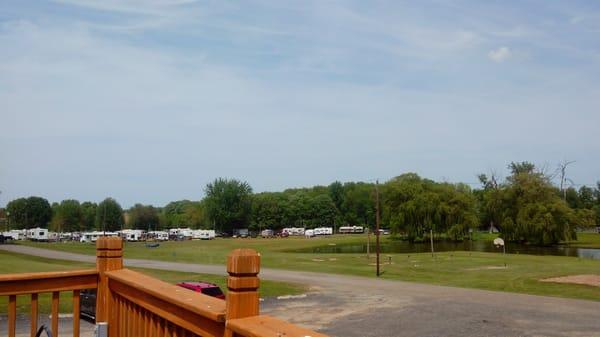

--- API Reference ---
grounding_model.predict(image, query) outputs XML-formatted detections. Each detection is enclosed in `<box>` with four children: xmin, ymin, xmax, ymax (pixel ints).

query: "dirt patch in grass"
<box><xmin>540</xmin><ymin>275</ymin><xmax>600</xmax><ymax>287</ymax></box>
<box><xmin>465</xmin><ymin>266</ymin><xmax>508</xmax><ymax>271</ymax></box>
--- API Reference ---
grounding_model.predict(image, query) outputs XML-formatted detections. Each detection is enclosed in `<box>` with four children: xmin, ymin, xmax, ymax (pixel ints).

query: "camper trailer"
<box><xmin>47</xmin><ymin>232</ymin><xmax>59</xmax><ymax>242</ymax></box>
<box><xmin>339</xmin><ymin>226</ymin><xmax>364</xmax><ymax>234</ymax></box>
<box><xmin>169</xmin><ymin>228</ymin><xmax>193</xmax><ymax>240</ymax></box>
<box><xmin>314</xmin><ymin>227</ymin><xmax>333</xmax><ymax>235</ymax></box>
<box><xmin>192</xmin><ymin>230</ymin><xmax>216</xmax><ymax>240</ymax></box>
<box><xmin>148</xmin><ymin>231</ymin><xmax>169</xmax><ymax>241</ymax></box>
<box><xmin>3</xmin><ymin>230</ymin><xmax>26</xmax><ymax>241</ymax></box>
<box><xmin>304</xmin><ymin>229</ymin><xmax>315</xmax><ymax>238</ymax></box>
<box><xmin>80</xmin><ymin>231</ymin><xmax>118</xmax><ymax>243</ymax></box>
<box><xmin>282</xmin><ymin>227</ymin><xmax>305</xmax><ymax>236</ymax></box>
<box><xmin>27</xmin><ymin>228</ymin><xmax>49</xmax><ymax>241</ymax></box>
<box><xmin>119</xmin><ymin>229</ymin><xmax>144</xmax><ymax>242</ymax></box>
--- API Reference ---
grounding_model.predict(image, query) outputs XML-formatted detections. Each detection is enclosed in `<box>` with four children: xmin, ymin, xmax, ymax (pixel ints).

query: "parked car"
<box><xmin>80</xmin><ymin>281</ymin><xmax>225</xmax><ymax>321</ymax></box>
<box><xmin>176</xmin><ymin>282</ymin><xmax>225</xmax><ymax>299</ymax></box>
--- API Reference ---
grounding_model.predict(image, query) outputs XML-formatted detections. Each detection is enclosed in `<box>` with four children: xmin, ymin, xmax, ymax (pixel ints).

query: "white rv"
<box><xmin>80</xmin><ymin>231</ymin><xmax>118</xmax><ymax>243</ymax></box>
<box><xmin>148</xmin><ymin>231</ymin><xmax>169</xmax><ymax>241</ymax></box>
<box><xmin>27</xmin><ymin>228</ymin><xmax>49</xmax><ymax>241</ymax></box>
<box><xmin>339</xmin><ymin>226</ymin><xmax>364</xmax><ymax>234</ymax></box>
<box><xmin>47</xmin><ymin>232</ymin><xmax>59</xmax><ymax>241</ymax></box>
<box><xmin>169</xmin><ymin>228</ymin><xmax>193</xmax><ymax>240</ymax></box>
<box><xmin>4</xmin><ymin>230</ymin><xmax>26</xmax><ymax>240</ymax></box>
<box><xmin>192</xmin><ymin>230</ymin><xmax>216</xmax><ymax>240</ymax></box>
<box><xmin>314</xmin><ymin>227</ymin><xmax>333</xmax><ymax>235</ymax></box>
<box><xmin>119</xmin><ymin>229</ymin><xmax>144</xmax><ymax>242</ymax></box>
<box><xmin>261</xmin><ymin>229</ymin><xmax>274</xmax><ymax>238</ymax></box>
<box><xmin>282</xmin><ymin>227</ymin><xmax>305</xmax><ymax>236</ymax></box>
<box><xmin>304</xmin><ymin>229</ymin><xmax>315</xmax><ymax>238</ymax></box>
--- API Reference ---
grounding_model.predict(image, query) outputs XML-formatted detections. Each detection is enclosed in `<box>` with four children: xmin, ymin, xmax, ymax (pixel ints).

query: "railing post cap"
<box><xmin>96</xmin><ymin>236</ymin><xmax>123</xmax><ymax>249</ymax></box>
<box><xmin>227</xmin><ymin>249</ymin><xmax>260</xmax><ymax>274</ymax></box>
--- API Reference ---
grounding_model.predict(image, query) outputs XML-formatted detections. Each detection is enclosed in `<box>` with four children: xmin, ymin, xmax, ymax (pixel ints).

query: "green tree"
<box><xmin>6</xmin><ymin>198</ymin><xmax>28</xmax><ymax>229</ymax></box>
<box><xmin>81</xmin><ymin>202</ymin><xmax>97</xmax><ymax>231</ymax></box>
<box><xmin>51</xmin><ymin>199</ymin><xmax>83</xmax><ymax>232</ymax></box>
<box><xmin>383</xmin><ymin>173</ymin><xmax>477</xmax><ymax>242</ymax></box>
<box><xmin>578</xmin><ymin>186</ymin><xmax>595</xmax><ymax>209</ymax></box>
<box><xmin>127</xmin><ymin>204</ymin><xmax>159</xmax><ymax>230</ymax></box>
<box><xmin>204</xmin><ymin>178</ymin><xmax>253</xmax><ymax>233</ymax></box>
<box><xmin>341</xmin><ymin>182</ymin><xmax>375</xmax><ymax>227</ymax></box>
<box><xmin>162</xmin><ymin>200</ymin><xmax>207</xmax><ymax>229</ymax></box>
<box><xmin>251</xmin><ymin>193</ymin><xmax>286</xmax><ymax>231</ymax></box>
<box><xmin>6</xmin><ymin>197</ymin><xmax>52</xmax><ymax>229</ymax></box>
<box><xmin>496</xmin><ymin>163</ymin><xmax>577</xmax><ymax>245</ymax></box>
<box><xmin>95</xmin><ymin>198</ymin><xmax>124</xmax><ymax>232</ymax></box>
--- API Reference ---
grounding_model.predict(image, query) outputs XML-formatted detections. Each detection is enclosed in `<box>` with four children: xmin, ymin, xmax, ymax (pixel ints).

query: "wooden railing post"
<box><xmin>96</xmin><ymin>236</ymin><xmax>123</xmax><ymax>331</ymax></box>
<box><xmin>225</xmin><ymin>249</ymin><xmax>260</xmax><ymax>337</ymax></box>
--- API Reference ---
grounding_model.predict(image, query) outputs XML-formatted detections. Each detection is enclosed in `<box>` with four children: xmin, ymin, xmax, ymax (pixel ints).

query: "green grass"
<box><xmin>14</xmin><ymin>234</ymin><xmax>600</xmax><ymax>301</ymax></box>
<box><xmin>0</xmin><ymin>250</ymin><xmax>305</xmax><ymax>313</ymax></box>
<box><xmin>564</xmin><ymin>233</ymin><xmax>600</xmax><ymax>248</ymax></box>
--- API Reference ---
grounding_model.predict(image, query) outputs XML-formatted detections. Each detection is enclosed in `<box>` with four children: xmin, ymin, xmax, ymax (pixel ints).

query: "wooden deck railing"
<box><xmin>0</xmin><ymin>269</ymin><xmax>98</xmax><ymax>337</ymax></box>
<box><xmin>1</xmin><ymin>237</ymin><xmax>328</xmax><ymax>337</ymax></box>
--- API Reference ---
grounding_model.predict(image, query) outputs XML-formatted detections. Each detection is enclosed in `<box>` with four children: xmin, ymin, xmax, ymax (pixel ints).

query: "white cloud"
<box><xmin>488</xmin><ymin>46</ymin><xmax>512</xmax><ymax>62</ymax></box>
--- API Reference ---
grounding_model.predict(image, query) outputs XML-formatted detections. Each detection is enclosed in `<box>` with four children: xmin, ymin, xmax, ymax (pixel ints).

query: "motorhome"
<box><xmin>80</xmin><ymin>231</ymin><xmax>118</xmax><ymax>243</ymax></box>
<box><xmin>314</xmin><ymin>227</ymin><xmax>333</xmax><ymax>235</ymax></box>
<box><xmin>282</xmin><ymin>227</ymin><xmax>305</xmax><ymax>236</ymax></box>
<box><xmin>339</xmin><ymin>226</ymin><xmax>364</xmax><ymax>234</ymax></box>
<box><xmin>304</xmin><ymin>229</ymin><xmax>315</xmax><ymax>238</ymax></box>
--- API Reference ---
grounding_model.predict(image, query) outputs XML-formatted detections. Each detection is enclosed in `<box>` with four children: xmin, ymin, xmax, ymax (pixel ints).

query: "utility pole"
<box><xmin>366</xmin><ymin>226</ymin><xmax>370</xmax><ymax>259</ymax></box>
<box><xmin>430</xmin><ymin>228</ymin><xmax>434</xmax><ymax>258</ymax></box>
<box><xmin>376</xmin><ymin>180</ymin><xmax>381</xmax><ymax>277</ymax></box>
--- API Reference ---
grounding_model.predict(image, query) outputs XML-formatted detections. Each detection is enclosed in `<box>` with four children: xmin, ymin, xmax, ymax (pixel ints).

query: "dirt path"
<box><xmin>2</xmin><ymin>244</ymin><xmax>599</xmax><ymax>337</ymax></box>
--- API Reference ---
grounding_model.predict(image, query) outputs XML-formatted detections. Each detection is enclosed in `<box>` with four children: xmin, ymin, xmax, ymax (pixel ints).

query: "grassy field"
<box><xmin>0</xmin><ymin>250</ymin><xmax>304</xmax><ymax>313</ymax></box>
<box><xmin>564</xmin><ymin>232</ymin><xmax>600</xmax><ymax>248</ymax></box>
<box><xmin>12</xmin><ymin>233</ymin><xmax>600</xmax><ymax>301</ymax></box>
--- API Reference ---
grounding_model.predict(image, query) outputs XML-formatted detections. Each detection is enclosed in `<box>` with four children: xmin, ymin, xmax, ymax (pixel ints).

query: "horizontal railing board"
<box><xmin>0</xmin><ymin>269</ymin><xmax>98</xmax><ymax>296</ymax></box>
<box><xmin>227</xmin><ymin>315</ymin><xmax>329</xmax><ymax>337</ymax></box>
<box><xmin>106</xmin><ymin>269</ymin><xmax>226</xmax><ymax>321</ymax></box>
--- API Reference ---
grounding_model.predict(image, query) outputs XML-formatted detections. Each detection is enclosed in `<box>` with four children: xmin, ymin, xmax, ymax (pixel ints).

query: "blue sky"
<box><xmin>1</xmin><ymin>0</ymin><xmax>599</xmax><ymax>207</ymax></box>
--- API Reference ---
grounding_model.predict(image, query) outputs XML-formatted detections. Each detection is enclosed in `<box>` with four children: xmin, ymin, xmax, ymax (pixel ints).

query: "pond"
<box><xmin>291</xmin><ymin>239</ymin><xmax>600</xmax><ymax>260</ymax></box>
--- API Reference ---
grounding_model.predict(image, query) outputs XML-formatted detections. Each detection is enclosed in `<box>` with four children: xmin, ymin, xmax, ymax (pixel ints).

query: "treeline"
<box><xmin>1</xmin><ymin>162</ymin><xmax>599</xmax><ymax>244</ymax></box>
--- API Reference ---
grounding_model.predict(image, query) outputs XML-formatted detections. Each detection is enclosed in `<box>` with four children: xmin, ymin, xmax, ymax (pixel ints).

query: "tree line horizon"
<box><xmin>2</xmin><ymin>161</ymin><xmax>599</xmax><ymax>245</ymax></box>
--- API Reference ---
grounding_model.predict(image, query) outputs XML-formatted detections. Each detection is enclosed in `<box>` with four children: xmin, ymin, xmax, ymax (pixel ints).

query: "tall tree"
<box><xmin>51</xmin><ymin>199</ymin><xmax>83</xmax><ymax>232</ymax></box>
<box><xmin>95</xmin><ymin>198</ymin><xmax>124</xmax><ymax>232</ymax></box>
<box><xmin>6</xmin><ymin>197</ymin><xmax>52</xmax><ymax>229</ymax></box>
<box><xmin>81</xmin><ymin>202</ymin><xmax>97</xmax><ymax>231</ymax></box>
<box><xmin>162</xmin><ymin>200</ymin><xmax>207</xmax><ymax>229</ymax></box>
<box><xmin>204</xmin><ymin>178</ymin><xmax>253</xmax><ymax>233</ymax></box>
<box><xmin>128</xmin><ymin>204</ymin><xmax>160</xmax><ymax>230</ymax></box>
<box><xmin>497</xmin><ymin>163</ymin><xmax>577</xmax><ymax>245</ymax></box>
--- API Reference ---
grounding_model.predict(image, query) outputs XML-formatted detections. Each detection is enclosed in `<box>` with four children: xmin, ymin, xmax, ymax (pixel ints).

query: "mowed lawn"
<box><xmin>565</xmin><ymin>232</ymin><xmax>600</xmax><ymax>248</ymax></box>
<box><xmin>0</xmin><ymin>250</ymin><xmax>305</xmax><ymax>313</ymax></box>
<box><xmin>15</xmin><ymin>233</ymin><xmax>600</xmax><ymax>301</ymax></box>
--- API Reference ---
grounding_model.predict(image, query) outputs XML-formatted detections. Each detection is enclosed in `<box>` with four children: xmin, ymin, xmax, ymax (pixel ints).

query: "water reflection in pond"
<box><xmin>292</xmin><ymin>239</ymin><xmax>600</xmax><ymax>260</ymax></box>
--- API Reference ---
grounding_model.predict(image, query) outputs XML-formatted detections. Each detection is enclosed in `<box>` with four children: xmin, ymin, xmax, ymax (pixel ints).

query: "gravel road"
<box><xmin>1</xmin><ymin>244</ymin><xmax>599</xmax><ymax>337</ymax></box>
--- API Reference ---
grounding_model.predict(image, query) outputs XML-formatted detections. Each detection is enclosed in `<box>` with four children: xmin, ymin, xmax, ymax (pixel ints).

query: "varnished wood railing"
<box><xmin>106</xmin><ymin>268</ymin><xmax>226</xmax><ymax>337</ymax></box>
<box><xmin>2</xmin><ymin>237</ymin><xmax>328</xmax><ymax>337</ymax></box>
<box><xmin>0</xmin><ymin>269</ymin><xmax>98</xmax><ymax>337</ymax></box>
